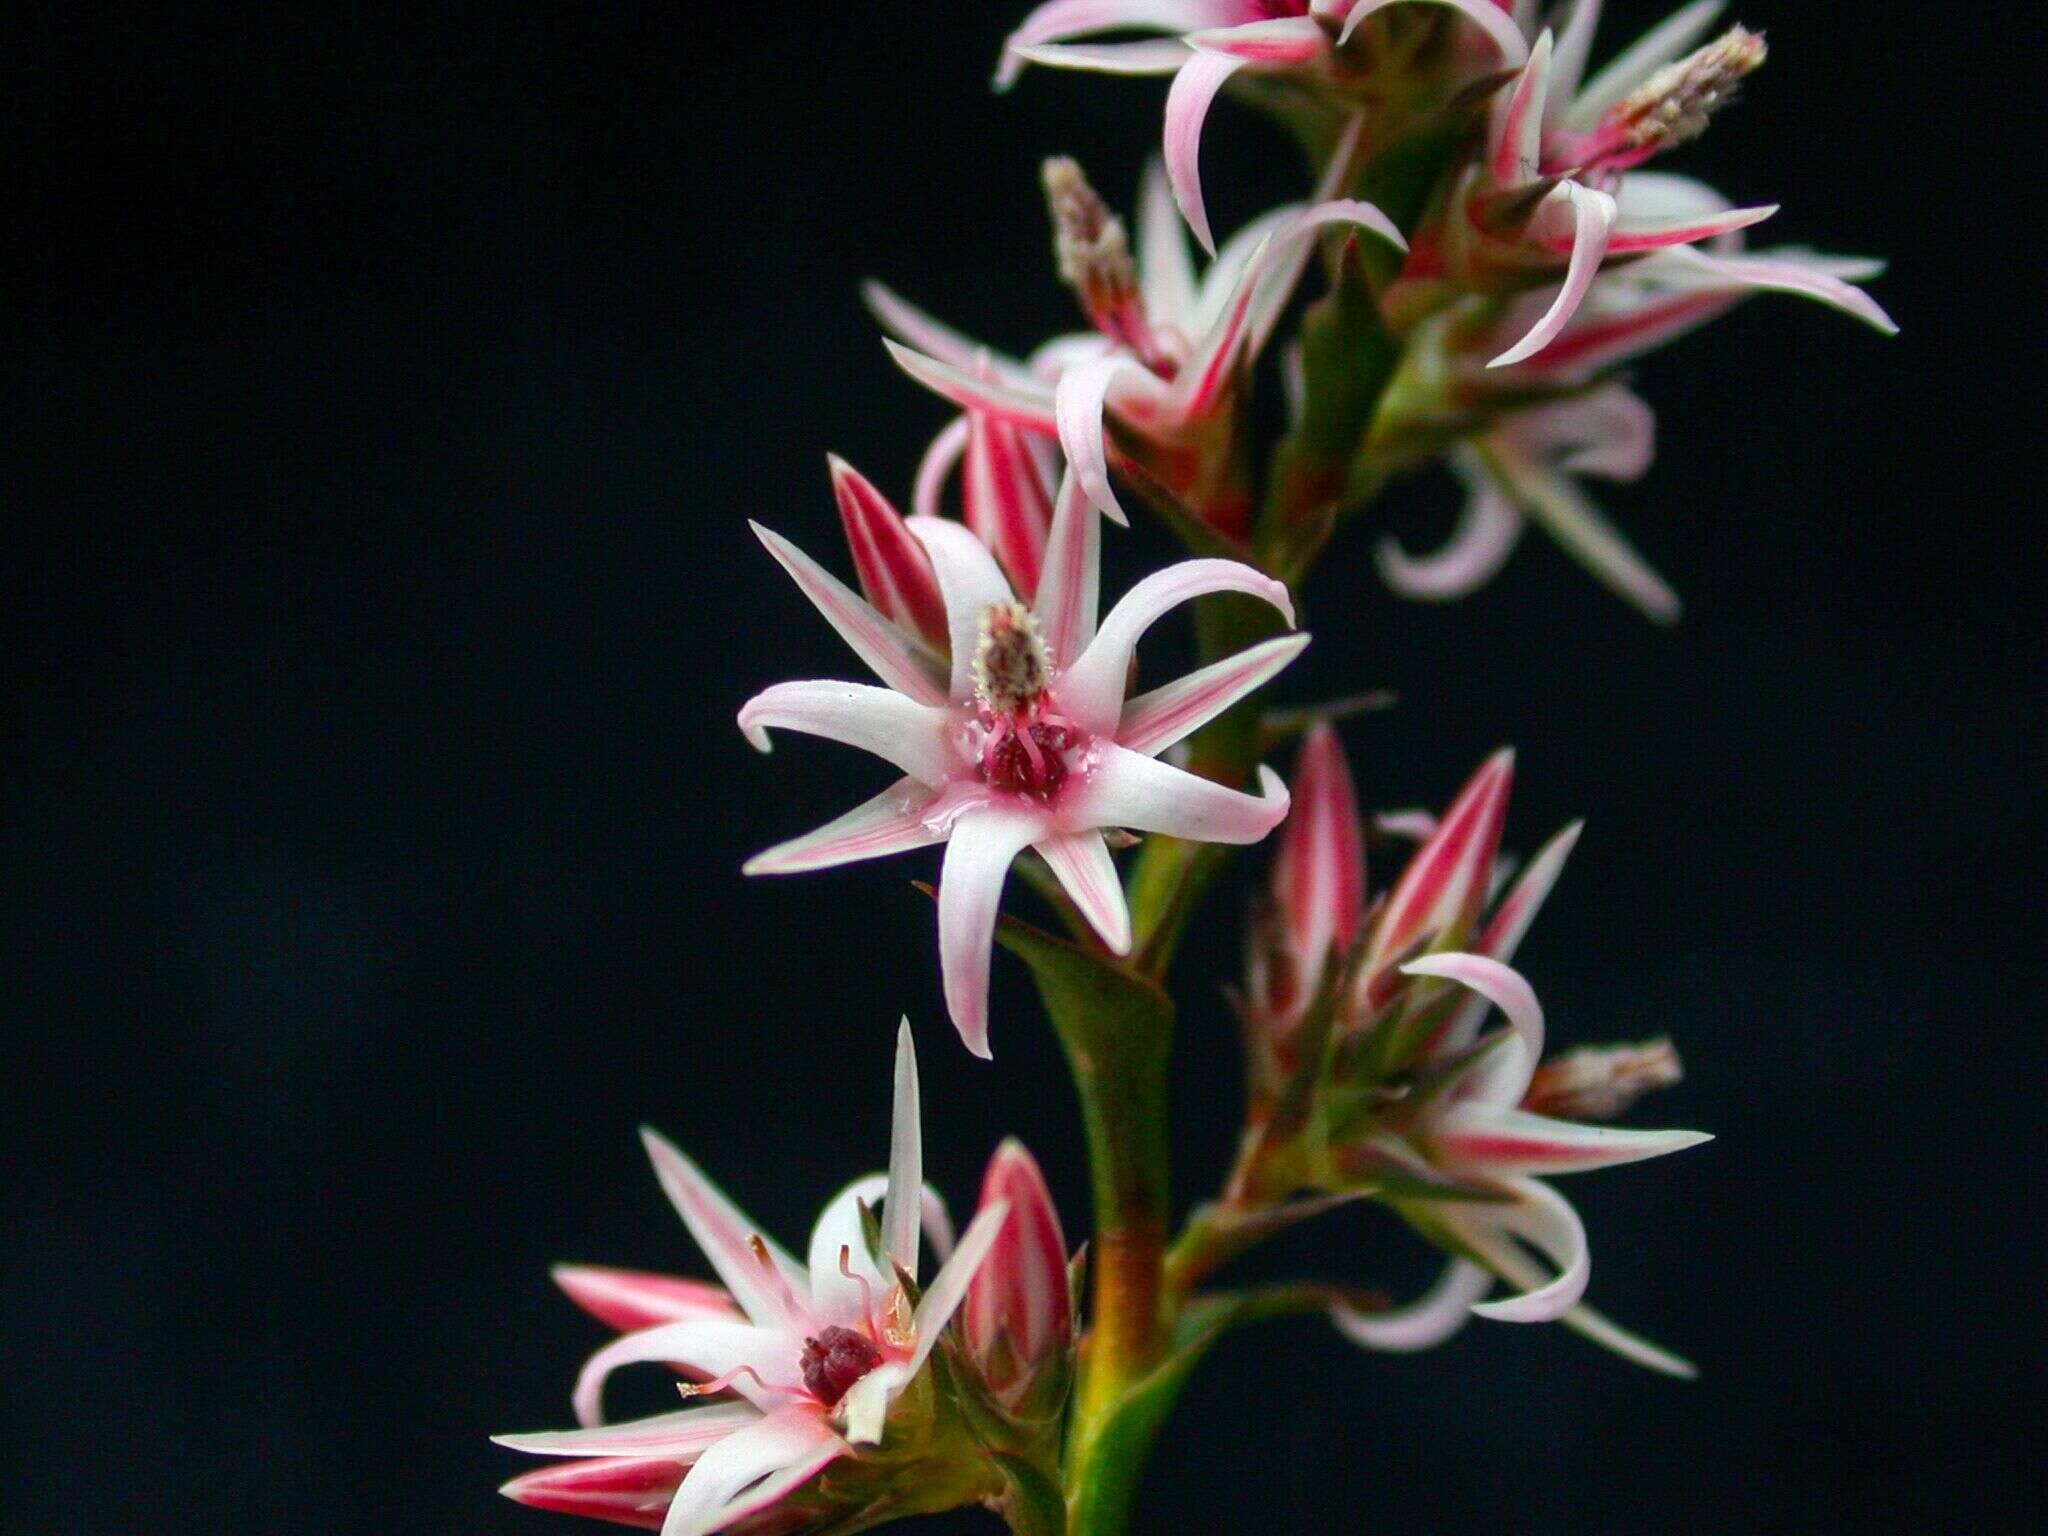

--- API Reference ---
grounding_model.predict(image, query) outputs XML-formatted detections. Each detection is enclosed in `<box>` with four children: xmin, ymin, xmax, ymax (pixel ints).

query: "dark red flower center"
<box><xmin>983</xmin><ymin>715</ymin><xmax>1076</xmax><ymax>798</ymax></box>
<box><xmin>799</xmin><ymin>1326</ymin><xmax>883</xmax><ymax>1407</ymax></box>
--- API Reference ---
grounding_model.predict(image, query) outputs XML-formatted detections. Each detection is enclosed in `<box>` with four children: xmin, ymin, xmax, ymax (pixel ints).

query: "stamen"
<box><xmin>838</xmin><ymin>1245</ymin><xmax>877</xmax><ymax>1333</ymax></box>
<box><xmin>974</xmin><ymin>601</ymin><xmax>1052</xmax><ymax>716</ymax></box>
<box><xmin>1521</xmin><ymin>1039</ymin><xmax>1685</xmax><ymax>1121</ymax></box>
<box><xmin>1609</xmin><ymin>27</ymin><xmax>1766</xmax><ymax>155</ymax></box>
<box><xmin>1043</xmin><ymin>157</ymin><xmax>1171</xmax><ymax>371</ymax></box>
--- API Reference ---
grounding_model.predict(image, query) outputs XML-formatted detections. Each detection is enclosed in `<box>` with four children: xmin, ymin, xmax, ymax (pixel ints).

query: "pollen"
<box><xmin>974</xmin><ymin>601</ymin><xmax>1052</xmax><ymax>717</ymax></box>
<box><xmin>1614</xmin><ymin>26</ymin><xmax>1767</xmax><ymax>151</ymax></box>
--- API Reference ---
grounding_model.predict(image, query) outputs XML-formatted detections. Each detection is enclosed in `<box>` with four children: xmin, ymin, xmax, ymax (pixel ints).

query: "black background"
<box><xmin>7</xmin><ymin>3</ymin><xmax>2042</xmax><ymax>1532</ymax></box>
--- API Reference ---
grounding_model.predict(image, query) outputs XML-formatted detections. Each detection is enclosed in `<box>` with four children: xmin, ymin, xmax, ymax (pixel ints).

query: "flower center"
<box><xmin>799</xmin><ymin>1326</ymin><xmax>883</xmax><ymax>1407</ymax></box>
<box><xmin>973</xmin><ymin>601</ymin><xmax>1051</xmax><ymax>716</ymax></box>
<box><xmin>971</xmin><ymin>601</ymin><xmax>1083</xmax><ymax>798</ymax></box>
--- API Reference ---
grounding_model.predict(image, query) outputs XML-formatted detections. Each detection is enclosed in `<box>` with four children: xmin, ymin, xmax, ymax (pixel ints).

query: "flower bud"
<box><xmin>960</xmin><ymin>1139</ymin><xmax>1074</xmax><ymax>1412</ymax></box>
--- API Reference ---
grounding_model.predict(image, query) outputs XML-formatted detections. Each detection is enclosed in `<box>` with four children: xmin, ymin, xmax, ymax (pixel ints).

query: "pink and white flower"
<box><xmin>739</xmin><ymin>474</ymin><xmax>1305</xmax><ymax>1056</ymax></box>
<box><xmin>1332</xmin><ymin>953</ymin><xmax>1711</xmax><ymax>1373</ymax></box>
<box><xmin>960</xmin><ymin>1139</ymin><xmax>1076</xmax><ymax>1410</ymax></box>
<box><xmin>874</xmin><ymin>160</ymin><xmax>1403</xmax><ymax>535</ymax></box>
<box><xmin>995</xmin><ymin>1</ymin><xmax>1529</xmax><ymax>252</ymax></box>
<box><xmin>497</xmin><ymin>1022</ymin><xmax>1008</xmax><ymax>1535</ymax></box>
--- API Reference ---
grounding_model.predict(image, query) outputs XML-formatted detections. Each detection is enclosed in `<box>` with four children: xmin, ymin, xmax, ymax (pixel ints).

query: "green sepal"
<box><xmin>991</xmin><ymin>1452</ymin><xmax>1070</xmax><ymax>1536</ymax></box>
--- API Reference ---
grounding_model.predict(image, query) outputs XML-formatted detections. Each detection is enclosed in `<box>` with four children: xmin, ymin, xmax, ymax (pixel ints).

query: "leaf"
<box><xmin>992</xmin><ymin>1453</ymin><xmax>1069</xmax><ymax>1536</ymax></box>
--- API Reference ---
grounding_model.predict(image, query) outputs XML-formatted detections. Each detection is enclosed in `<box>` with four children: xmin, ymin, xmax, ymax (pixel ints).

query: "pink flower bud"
<box><xmin>961</xmin><ymin>1139</ymin><xmax>1073</xmax><ymax>1406</ymax></box>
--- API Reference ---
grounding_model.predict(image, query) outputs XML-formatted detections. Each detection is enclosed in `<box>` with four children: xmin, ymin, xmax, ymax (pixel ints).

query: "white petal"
<box><xmin>750</xmin><ymin>523</ymin><xmax>948</xmax><ymax>706</ymax></box>
<box><xmin>1566</xmin><ymin>0</ymin><xmax>1726</xmax><ymax>130</ymax></box>
<box><xmin>1340</xmin><ymin>0</ymin><xmax>1529</xmax><ymax>64</ymax></box>
<box><xmin>736</xmin><ymin>681</ymin><xmax>956</xmax><ymax>788</ymax></box>
<box><xmin>1067</xmin><ymin>746</ymin><xmax>1290</xmax><ymax>845</ymax></box>
<box><xmin>1462</xmin><ymin>1177</ymin><xmax>1591</xmax><ymax>1323</ymax></box>
<box><xmin>1434</xmin><ymin>819</ymin><xmax>1581</xmax><ymax>1052</ymax></box>
<box><xmin>1116</xmin><ymin>633</ymin><xmax>1310</xmax><ymax>757</ymax></box>
<box><xmin>1031</xmin><ymin>471</ymin><xmax>1102</xmax><ymax>671</ymax></box>
<box><xmin>884</xmin><ymin>1018</ymin><xmax>923</xmax><ymax>1274</ymax></box>
<box><xmin>863</xmin><ymin>281</ymin><xmax>1030</xmax><ymax>382</ymax></box>
<box><xmin>639</xmin><ymin>1129</ymin><xmax>813</xmax><ymax>1334</ymax></box>
<box><xmin>1488</xmin><ymin>29</ymin><xmax>1553</xmax><ymax>185</ymax></box>
<box><xmin>906</xmin><ymin>515</ymin><xmax>1024</xmax><ymax>704</ymax></box>
<box><xmin>906</xmin><ymin>1201</ymin><xmax>1012</xmax><ymax>1377</ymax></box>
<box><xmin>1163</xmin><ymin>48</ymin><xmax>1248</xmax><ymax>253</ymax></box>
<box><xmin>1401</xmin><ymin>952</ymin><xmax>1544</xmax><ymax>1104</ymax></box>
<box><xmin>1436</xmin><ymin>1101</ymin><xmax>1713</xmax><ymax>1175</ymax></box>
<box><xmin>1036</xmin><ymin>830</ymin><xmax>1133</xmax><ymax>954</ymax></box>
<box><xmin>742</xmin><ymin>778</ymin><xmax>950</xmax><ymax>877</ymax></box>
<box><xmin>1559</xmin><ymin>1299</ymin><xmax>1700</xmax><ymax>1377</ymax></box>
<box><xmin>1331</xmin><ymin>1260</ymin><xmax>1493</xmax><ymax>1351</ymax></box>
<box><xmin>574</xmin><ymin>1317</ymin><xmax>805</xmax><ymax>1425</ymax></box>
<box><xmin>1548</xmin><ymin>0</ymin><xmax>1603</xmax><ymax>104</ymax></box>
<box><xmin>1489</xmin><ymin>183</ymin><xmax>1618</xmax><ymax>368</ymax></box>
<box><xmin>1137</xmin><ymin>157</ymin><xmax>1200</xmax><ymax>332</ymax></box>
<box><xmin>494</xmin><ymin>1402</ymin><xmax>763</xmax><ymax>1458</ymax></box>
<box><xmin>884</xmin><ymin>340</ymin><xmax>1062</xmax><ymax>433</ymax></box>
<box><xmin>1060</xmin><ymin>558</ymin><xmax>1295</xmax><ymax>735</ymax></box>
<box><xmin>1492</xmin><ymin>441</ymin><xmax>1681</xmax><ymax>623</ymax></box>
<box><xmin>1055</xmin><ymin>353</ymin><xmax>1158</xmax><ymax>527</ymax></box>
<box><xmin>1653</xmin><ymin>245</ymin><xmax>1898</xmax><ymax>334</ymax></box>
<box><xmin>1006</xmin><ymin>37</ymin><xmax>1194</xmax><ymax>74</ymax></box>
<box><xmin>1376</xmin><ymin>468</ymin><xmax>1526</xmax><ymax>601</ymax></box>
<box><xmin>662</xmin><ymin>1404</ymin><xmax>846</xmax><ymax>1536</ymax></box>
<box><xmin>804</xmin><ymin>1175</ymin><xmax>892</xmax><ymax>1331</ymax></box>
<box><xmin>936</xmin><ymin>808</ymin><xmax>1047</xmax><ymax>1057</ymax></box>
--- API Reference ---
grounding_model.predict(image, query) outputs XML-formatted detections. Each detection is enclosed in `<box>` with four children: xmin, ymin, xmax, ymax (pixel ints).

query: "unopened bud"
<box><xmin>962</xmin><ymin>1140</ymin><xmax>1074</xmax><ymax>1411</ymax></box>
<box><xmin>1522</xmin><ymin>1038</ymin><xmax>1684</xmax><ymax>1121</ymax></box>
<box><xmin>1611</xmin><ymin>27</ymin><xmax>1766</xmax><ymax>153</ymax></box>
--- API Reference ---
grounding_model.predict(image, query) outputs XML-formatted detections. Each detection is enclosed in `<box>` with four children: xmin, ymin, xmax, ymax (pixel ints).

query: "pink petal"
<box><xmin>910</xmin><ymin>415</ymin><xmax>970</xmax><ymax>522</ymax></box>
<box><xmin>906</xmin><ymin>1200</ymin><xmax>1013</xmax><ymax>1376</ymax></box>
<box><xmin>1565</xmin><ymin>0</ymin><xmax>1727</xmax><ymax>130</ymax></box>
<box><xmin>1432</xmin><ymin>819</ymin><xmax>1581</xmax><ymax>1053</ymax></box>
<box><xmin>574</xmin><ymin>1317</ymin><xmax>806</xmax><ymax>1425</ymax></box>
<box><xmin>963</xmin><ymin>369</ymin><xmax>1056</xmax><ymax>598</ymax></box>
<box><xmin>936</xmin><ymin>808</ymin><xmax>1047</xmax><ymax>1057</ymax></box>
<box><xmin>884</xmin><ymin>340</ymin><xmax>1061</xmax><ymax>434</ymax></box>
<box><xmin>1331</xmin><ymin>1259</ymin><xmax>1493</xmax><ymax>1352</ymax></box>
<box><xmin>1436</xmin><ymin>1102</ymin><xmax>1712</xmax><ymax>1175</ymax></box>
<box><xmin>1035</xmin><ymin>829</ymin><xmax>1133</xmax><ymax>954</ymax></box>
<box><xmin>1061</xmin><ymin>558</ymin><xmax>1295</xmax><ymax>736</ymax></box>
<box><xmin>501</xmin><ymin>1456</ymin><xmax>685</xmax><ymax>1530</ymax></box>
<box><xmin>1656</xmin><ymin>245</ymin><xmax>1899</xmax><ymax>333</ymax></box>
<box><xmin>1116</xmin><ymin>633</ymin><xmax>1310</xmax><ymax>758</ymax></box>
<box><xmin>1360</xmin><ymin>748</ymin><xmax>1515</xmax><ymax>1001</ymax></box>
<box><xmin>964</xmin><ymin>1139</ymin><xmax>1073</xmax><ymax>1381</ymax></box>
<box><xmin>750</xmin><ymin>522</ymin><xmax>948</xmax><ymax>707</ymax></box>
<box><xmin>883</xmin><ymin>1018</ymin><xmax>924</xmax><ymax>1274</ymax></box>
<box><xmin>1375</xmin><ymin>471</ymin><xmax>1526</xmax><ymax>600</ymax></box>
<box><xmin>1489</xmin><ymin>28</ymin><xmax>1553</xmax><ymax>185</ymax></box>
<box><xmin>1489</xmin><ymin>183</ymin><xmax>1618</xmax><ymax>368</ymax></box>
<box><xmin>1339</xmin><ymin>0</ymin><xmax>1529</xmax><ymax>65</ymax></box>
<box><xmin>1164</xmin><ymin>48</ymin><xmax>1248</xmax><ymax>256</ymax></box>
<box><xmin>496</xmin><ymin>1403</ymin><xmax>763</xmax><ymax>1459</ymax></box>
<box><xmin>637</xmin><ymin>1129</ymin><xmax>812</xmax><ymax>1337</ymax></box>
<box><xmin>736</xmin><ymin>681</ymin><xmax>955</xmax><ymax>789</ymax></box>
<box><xmin>828</xmin><ymin>456</ymin><xmax>950</xmax><ymax>653</ymax></box>
<box><xmin>1276</xmin><ymin>722</ymin><xmax>1367</xmax><ymax>969</ymax></box>
<box><xmin>1186</xmin><ymin>16</ymin><xmax>1327</xmax><ymax>64</ymax></box>
<box><xmin>1604</xmin><ymin>201</ymin><xmax>1776</xmax><ymax>254</ymax></box>
<box><xmin>662</xmin><ymin>1404</ymin><xmax>846</xmax><ymax>1536</ymax></box>
<box><xmin>1054</xmin><ymin>352</ymin><xmax>1153</xmax><ymax>527</ymax></box>
<box><xmin>553</xmin><ymin>1266</ymin><xmax>742</xmax><ymax>1335</ymax></box>
<box><xmin>1462</xmin><ymin>1177</ymin><xmax>1590</xmax><ymax>1323</ymax></box>
<box><xmin>1067</xmin><ymin>746</ymin><xmax>1290</xmax><ymax>845</ymax></box>
<box><xmin>906</xmin><ymin>514</ymin><xmax>1023</xmax><ymax>703</ymax></box>
<box><xmin>1031</xmin><ymin>472</ymin><xmax>1102</xmax><ymax>672</ymax></box>
<box><xmin>741</xmin><ymin>778</ymin><xmax>952</xmax><ymax>877</ymax></box>
<box><xmin>1401</xmin><ymin>952</ymin><xmax>1544</xmax><ymax>1105</ymax></box>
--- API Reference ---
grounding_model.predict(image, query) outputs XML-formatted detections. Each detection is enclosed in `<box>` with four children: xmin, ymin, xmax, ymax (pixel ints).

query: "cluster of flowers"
<box><xmin>496</xmin><ymin>3</ymin><xmax>1887</xmax><ymax>1532</ymax></box>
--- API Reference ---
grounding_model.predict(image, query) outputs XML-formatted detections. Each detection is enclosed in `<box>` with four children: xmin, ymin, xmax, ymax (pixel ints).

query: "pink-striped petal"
<box><xmin>1435</xmin><ymin>1101</ymin><xmax>1712</xmax><ymax>1175</ymax></box>
<box><xmin>1031</xmin><ymin>472</ymin><xmax>1102</xmax><ymax>672</ymax></box>
<box><xmin>553</xmin><ymin>1266</ymin><xmax>742</xmax><ymax>1336</ymax></box>
<box><xmin>742</xmin><ymin>778</ymin><xmax>952</xmax><ymax>878</ymax></box>
<box><xmin>637</xmin><ymin>1129</ymin><xmax>812</xmax><ymax>1336</ymax></box>
<box><xmin>662</xmin><ymin>1404</ymin><xmax>846</xmax><ymax>1536</ymax></box>
<box><xmin>1275</xmin><ymin>722</ymin><xmax>1367</xmax><ymax>968</ymax></box>
<box><xmin>1360</xmin><ymin>749</ymin><xmax>1514</xmax><ymax>1000</ymax></box>
<box><xmin>497</xmin><ymin>1403</ymin><xmax>763</xmax><ymax>1459</ymax></box>
<box><xmin>963</xmin><ymin>366</ymin><xmax>1056</xmax><ymax>598</ymax></box>
<box><xmin>936</xmin><ymin>808</ymin><xmax>1048</xmax><ymax>1057</ymax></box>
<box><xmin>1187</xmin><ymin>16</ymin><xmax>1327</xmax><ymax>64</ymax></box>
<box><xmin>1054</xmin><ymin>353</ymin><xmax>1156</xmax><ymax>527</ymax></box>
<box><xmin>1067</xmin><ymin>746</ymin><xmax>1290</xmax><ymax>845</ymax></box>
<box><xmin>1512</xmin><ymin>285</ymin><xmax>1735</xmax><ymax>377</ymax></box>
<box><xmin>574</xmin><ymin>1317</ymin><xmax>806</xmax><ymax>1425</ymax></box>
<box><xmin>1565</xmin><ymin>0</ymin><xmax>1726</xmax><ymax>130</ymax></box>
<box><xmin>1461</xmin><ymin>1177</ymin><xmax>1590</xmax><ymax>1323</ymax></box>
<box><xmin>1489</xmin><ymin>183</ymin><xmax>1618</xmax><ymax>368</ymax></box>
<box><xmin>995</xmin><ymin>0</ymin><xmax>1251</xmax><ymax>88</ymax></box>
<box><xmin>1489</xmin><ymin>28</ymin><xmax>1553</xmax><ymax>185</ymax></box>
<box><xmin>911</xmin><ymin>415</ymin><xmax>970</xmax><ymax>522</ymax></box>
<box><xmin>828</xmin><ymin>456</ymin><xmax>950</xmax><ymax>653</ymax></box>
<box><xmin>1061</xmin><ymin>558</ymin><xmax>1295</xmax><ymax>735</ymax></box>
<box><xmin>1331</xmin><ymin>1259</ymin><xmax>1493</xmax><ymax>1351</ymax></box>
<box><xmin>1036</xmin><ymin>829</ymin><xmax>1133</xmax><ymax>954</ymax></box>
<box><xmin>1604</xmin><ymin>201</ymin><xmax>1776</xmax><ymax>254</ymax></box>
<box><xmin>1402</xmin><ymin>951</ymin><xmax>1544</xmax><ymax>1105</ymax></box>
<box><xmin>501</xmin><ymin>1456</ymin><xmax>685</xmax><ymax>1530</ymax></box>
<box><xmin>1376</xmin><ymin>471</ymin><xmax>1526</xmax><ymax>600</ymax></box>
<box><xmin>862</xmin><ymin>281</ymin><xmax>1029</xmax><ymax>380</ymax></box>
<box><xmin>884</xmin><ymin>1018</ymin><xmax>924</xmax><ymax>1274</ymax></box>
<box><xmin>751</xmin><ymin>523</ymin><xmax>948</xmax><ymax>707</ymax></box>
<box><xmin>1117</xmin><ymin>633</ymin><xmax>1310</xmax><ymax>758</ymax></box>
<box><xmin>737</xmin><ymin>681</ymin><xmax>955</xmax><ymax>788</ymax></box>
<box><xmin>1164</xmin><ymin>47</ymin><xmax>1249</xmax><ymax>255</ymax></box>
<box><xmin>884</xmin><ymin>340</ymin><xmax>1062</xmax><ymax>434</ymax></box>
<box><xmin>906</xmin><ymin>514</ymin><xmax>1023</xmax><ymax>703</ymax></box>
<box><xmin>1006</xmin><ymin>38</ymin><xmax>1194</xmax><ymax>74</ymax></box>
<box><xmin>1653</xmin><ymin>245</ymin><xmax>1898</xmax><ymax>333</ymax></box>
<box><xmin>1339</xmin><ymin>0</ymin><xmax>1529</xmax><ymax>64</ymax></box>
<box><xmin>905</xmin><ymin>1200</ymin><xmax>1012</xmax><ymax>1376</ymax></box>
<box><xmin>1431</xmin><ymin>819</ymin><xmax>1582</xmax><ymax>1053</ymax></box>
